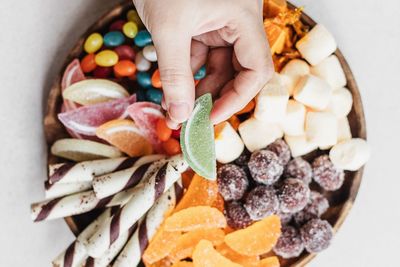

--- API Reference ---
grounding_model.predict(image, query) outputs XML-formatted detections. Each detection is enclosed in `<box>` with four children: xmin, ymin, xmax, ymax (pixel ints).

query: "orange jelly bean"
<box><xmin>80</xmin><ymin>54</ymin><xmax>97</xmax><ymax>73</ymax></box>
<box><xmin>113</xmin><ymin>59</ymin><xmax>136</xmax><ymax>77</ymax></box>
<box><xmin>156</xmin><ymin>118</ymin><xmax>172</xmax><ymax>141</ymax></box>
<box><xmin>162</xmin><ymin>138</ymin><xmax>181</xmax><ymax>156</ymax></box>
<box><xmin>151</xmin><ymin>69</ymin><xmax>162</xmax><ymax>88</ymax></box>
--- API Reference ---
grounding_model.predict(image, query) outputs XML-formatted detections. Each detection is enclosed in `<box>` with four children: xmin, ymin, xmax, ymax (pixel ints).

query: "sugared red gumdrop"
<box><xmin>266</xmin><ymin>139</ymin><xmax>291</xmax><ymax>166</ymax></box>
<box><xmin>217</xmin><ymin>164</ymin><xmax>249</xmax><ymax>201</ymax></box>
<box><xmin>224</xmin><ymin>201</ymin><xmax>253</xmax><ymax>229</ymax></box>
<box><xmin>300</xmin><ymin>218</ymin><xmax>333</xmax><ymax>253</ymax></box>
<box><xmin>273</xmin><ymin>225</ymin><xmax>304</xmax><ymax>259</ymax></box>
<box><xmin>244</xmin><ymin>185</ymin><xmax>279</xmax><ymax>220</ymax></box>
<box><xmin>234</xmin><ymin>149</ymin><xmax>251</xmax><ymax>167</ymax></box>
<box><xmin>277</xmin><ymin>211</ymin><xmax>293</xmax><ymax>225</ymax></box>
<box><xmin>278</xmin><ymin>178</ymin><xmax>310</xmax><ymax>213</ymax></box>
<box><xmin>312</xmin><ymin>155</ymin><xmax>345</xmax><ymax>191</ymax></box>
<box><xmin>248</xmin><ymin>150</ymin><xmax>284</xmax><ymax>185</ymax></box>
<box><xmin>294</xmin><ymin>191</ymin><xmax>329</xmax><ymax>226</ymax></box>
<box><xmin>285</xmin><ymin>157</ymin><xmax>313</xmax><ymax>184</ymax></box>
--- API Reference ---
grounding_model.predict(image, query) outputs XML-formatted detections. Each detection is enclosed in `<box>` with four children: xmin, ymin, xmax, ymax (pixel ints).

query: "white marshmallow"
<box><xmin>329</xmin><ymin>138</ymin><xmax>371</xmax><ymax>171</ymax></box>
<box><xmin>296</xmin><ymin>24</ymin><xmax>337</xmax><ymax>65</ymax></box>
<box><xmin>294</xmin><ymin>74</ymin><xmax>333</xmax><ymax>110</ymax></box>
<box><xmin>254</xmin><ymin>73</ymin><xmax>289</xmax><ymax>123</ymax></box>
<box><xmin>142</xmin><ymin>45</ymin><xmax>158</xmax><ymax>62</ymax></box>
<box><xmin>238</xmin><ymin>117</ymin><xmax>283</xmax><ymax>152</ymax></box>
<box><xmin>311</xmin><ymin>55</ymin><xmax>346</xmax><ymax>89</ymax></box>
<box><xmin>281</xmin><ymin>100</ymin><xmax>306</xmax><ymax>136</ymax></box>
<box><xmin>325</xmin><ymin>88</ymin><xmax>353</xmax><ymax>117</ymax></box>
<box><xmin>280</xmin><ymin>59</ymin><xmax>310</xmax><ymax>95</ymax></box>
<box><xmin>284</xmin><ymin>134</ymin><xmax>318</xmax><ymax>157</ymax></box>
<box><xmin>305</xmin><ymin>111</ymin><xmax>338</xmax><ymax>148</ymax></box>
<box><xmin>337</xmin><ymin>117</ymin><xmax>352</xmax><ymax>143</ymax></box>
<box><xmin>215</xmin><ymin>122</ymin><xmax>244</xmax><ymax>163</ymax></box>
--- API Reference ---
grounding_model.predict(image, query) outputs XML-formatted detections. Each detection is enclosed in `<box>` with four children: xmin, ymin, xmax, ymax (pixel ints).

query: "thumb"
<box><xmin>153</xmin><ymin>33</ymin><xmax>195</xmax><ymax>124</ymax></box>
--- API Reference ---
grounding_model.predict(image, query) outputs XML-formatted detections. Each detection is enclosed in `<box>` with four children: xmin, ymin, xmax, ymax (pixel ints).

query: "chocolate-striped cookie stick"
<box><xmin>92</xmin><ymin>157</ymin><xmax>168</xmax><ymax>199</ymax></box>
<box><xmin>52</xmin><ymin>207</ymin><xmax>119</xmax><ymax>267</ymax></box>
<box><xmin>48</xmin><ymin>154</ymin><xmax>164</xmax><ymax>184</ymax></box>
<box><xmin>113</xmin><ymin>181</ymin><xmax>183</xmax><ymax>267</ymax></box>
<box><xmin>45</xmin><ymin>181</ymin><xmax>92</xmax><ymax>199</ymax></box>
<box><xmin>85</xmin><ymin>155</ymin><xmax>188</xmax><ymax>257</ymax></box>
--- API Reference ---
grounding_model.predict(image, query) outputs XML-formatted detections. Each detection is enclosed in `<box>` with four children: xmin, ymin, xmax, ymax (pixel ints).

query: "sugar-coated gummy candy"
<box><xmin>277</xmin><ymin>211</ymin><xmax>293</xmax><ymax>225</ymax></box>
<box><xmin>285</xmin><ymin>157</ymin><xmax>313</xmax><ymax>184</ymax></box>
<box><xmin>266</xmin><ymin>139</ymin><xmax>291</xmax><ymax>166</ymax></box>
<box><xmin>248</xmin><ymin>150</ymin><xmax>284</xmax><ymax>185</ymax></box>
<box><xmin>114</xmin><ymin>60</ymin><xmax>136</xmax><ymax>77</ymax></box>
<box><xmin>278</xmin><ymin>178</ymin><xmax>310</xmax><ymax>213</ymax></box>
<box><xmin>95</xmin><ymin>50</ymin><xmax>119</xmax><ymax>67</ymax></box>
<box><xmin>135</xmin><ymin>51</ymin><xmax>151</xmax><ymax>72</ymax></box>
<box><xmin>145</xmin><ymin>88</ymin><xmax>163</xmax><ymax>105</ymax></box>
<box><xmin>312</xmin><ymin>155</ymin><xmax>344</xmax><ymax>191</ymax></box>
<box><xmin>109</xmin><ymin>19</ymin><xmax>125</xmax><ymax>31</ymax></box>
<box><xmin>217</xmin><ymin>164</ymin><xmax>249</xmax><ymax>201</ymax></box>
<box><xmin>273</xmin><ymin>226</ymin><xmax>304</xmax><ymax>259</ymax></box>
<box><xmin>300</xmin><ymin>219</ymin><xmax>333</xmax><ymax>253</ymax></box>
<box><xmin>234</xmin><ymin>149</ymin><xmax>251</xmax><ymax>167</ymax></box>
<box><xmin>136</xmin><ymin>71</ymin><xmax>152</xmax><ymax>88</ymax></box>
<box><xmin>224</xmin><ymin>201</ymin><xmax>253</xmax><ymax>229</ymax></box>
<box><xmin>93</xmin><ymin>66</ymin><xmax>112</xmax><ymax>78</ymax></box>
<box><xmin>134</xmin><ymin>30</ymin><xmax>152</xmax><ymax>47</ymax></box>
<box><xmin>103</xmin><ymin>31</ymin><xmax>125</xmax><ymax>47</ymax></box>
<box><xmin>122</xmin><ymin>21</ymin><xmax>138</xmax><ymax>39</ymax></box>
<box><xmin>84</xmin><ymin>33</ymin><xmax>103</xmax><ymax>53</ymax></box>
<box><xmin>294</xmin><ymin>191</ymin><xmax>329</xmax><ymax>226</ymax></box>
<box><xmin>114</xmin><ymin>45</ymin><xmax>135</xmax><ymax>61</ymax></box>
<box><xmin>244</xmin><ymin>185</ymin><xmax>279</xmax><ymax>220</ymax></box>
<box><xmin>80</xmin><ymin>54</ymin><xmax>97</xmax><ymax>73</ymax></box>
<box><xmin>194</xmin><ymin>65</ymin><xmax>206</xmax><ymax>80</ymax></box>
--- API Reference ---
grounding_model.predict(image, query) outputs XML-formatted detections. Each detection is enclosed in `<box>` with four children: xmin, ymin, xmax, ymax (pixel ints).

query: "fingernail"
<box><xmin>168</xmin><ymin>102</ymin><xmax>190</xmax><ymax>123</ymax></box>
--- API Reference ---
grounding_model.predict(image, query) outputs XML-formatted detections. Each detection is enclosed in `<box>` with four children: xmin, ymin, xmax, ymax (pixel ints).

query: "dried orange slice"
<box><xmin>172</xmin><ymin>261</ymin><xmax>193</xmax><ymax>267</ymax></box>
<box><xmin>211</xmin><ymin>193</ymin><xmax>225</xmax><ymax>212</ymax></box>
<box><xmin>164</xmin><ymin>206</ymin><xmax>227</xmax><ymax>232</ymax></box>
<box><xmin>224</xmin><ymin>215</ymin><xmax>281</xmax><ymax>256</ymax></box>
<box><xmin>96</xmin><ymin>119</ymin><xmax>153</xmax><ymax>157</ymax></box>
<box><xmin>217</xmin><ymin>243</ymin><xmax>259</xmax><ymax>267</ymax></box>
<box><xmin>145</xmin><ymin>258</ymin><xmax>173</xmax><ymax>267</ymax></box>
<box><xmin>258</xmin><ymin>256</ymin><xmax>280</xmax><ymax>267</ymax></box>
<box><xmin>169</xmin><ymin>228</ymin><xmax>225</xmax><ymax>262</ymax></box>
<box><xmin>174</xmin><ymin>174</ymin><xmax>219</xmax><ymax>212</ymax></box>
<box><xmin>192</xmin><ymin>240</ymin><xmax>242</xmax><ymax>267</ymax></box>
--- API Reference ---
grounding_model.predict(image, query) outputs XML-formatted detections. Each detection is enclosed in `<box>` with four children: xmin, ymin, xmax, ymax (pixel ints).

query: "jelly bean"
<box><xmin>95</xmin><ymin>50</ymin><xmax>119</xmax><ymax>67</ymax></box>
<box><xmin>151</xmin><ymin>69</ymin><xmax>162</xmax><ymax>88</ymax></box>
<box><xmin>126</xmin><ymin>10</ymin><xmax>143</xmax><ymax>27</ymax></box>
<box><xmin>135</xmin><ymin>51</ymin><xmax>151</xmax><ymax>72</ymax></box>
<box><xmin>146</xmin><ymin>88</ymin><xmax>163</xmax><ymax>104</ymax></box>
<box><xmin>80</xmin><ymin>54</ymin><xmax>97</xmax><ymax>73</ymax></box>
<box><xmin>134</xmin><ymin>30</ymin><xmax>152</xmax><ymax>47</ymax></box>
<box><xmin>156</xmin><ymin>118</ymin><xmax>172</xmax><ymax>141</ymax></box>
<box><xmin>194</xmin><ymin>65</ymin><xmax>206</xmax><ymax>80</ymax></box>
<box><xmin>93</xmin><ymin>66</ymin><xmax>112</xmax><ymax>78</ymax></box>
<box><xmin>162</xmin><ymin>138</ymin><xmax>181</xmax><ymax>156</ymax></box>
<box><xmin>109</xmin><ymin>20</ymin><xmax>126</xmax><ymax>31</ymax></box>
<box><xmin>123</xmin><ymin>21</ymin><xmax>138</xmax><ymax>39</ymax></box>
<box><xmin>84</xmin><ymin>33</ymin><xmax>103</xmax><ymax>53</ymax></box>
<box><xmin>143</xmin><ymin>45</ymin><xmax>157</xmax><ymax>62</ymax></box>
<box><xmin>136</xmin><ymin>71</ymin><xmax>152</xmax><ymax>88</ymax></box>
<box><xmin>171</xmin><ymin>128</ymin><xmax>181</xmax><ymax>139</ymax></box>
<box><xmin>114</xmin><ymin>45</ymin><xmax>135</xmax><ymax>61</ymax></box>
<box><xmin>136</xmin><ymin>88</ymin><xmax>146</xmax><ymax>101</ymax></box>
<box><xmin>113</xmin><ymin>60</ymin><xmax>136</xmax><ymax>77</ymax></box>
<box><xmin>103</xmin><ymin>31</ymin><xmax>125</xmax><ymax>47</ymax></box>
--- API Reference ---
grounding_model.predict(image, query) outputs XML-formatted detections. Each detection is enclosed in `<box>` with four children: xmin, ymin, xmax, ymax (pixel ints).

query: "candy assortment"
<box><xmin>32</xmin><ymin>1</ymin><xmax>371</xmax><ymax>266</ymax></box>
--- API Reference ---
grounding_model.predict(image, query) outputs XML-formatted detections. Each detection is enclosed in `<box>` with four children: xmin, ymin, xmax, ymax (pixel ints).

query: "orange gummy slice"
<box><xmin>211</xmin><ymin>193</ymin><xmax>225</xmax><ymax>212</ymax></box>
<box><xmin>172</xmin><ymin>261</ymin><xmax>194</xmax><ymax>267</ymax></box>
<box><xmin>264</xmin><ymin>20</ymin><xmax>286</xmax><ymax>54</ymax></box>
<box><xmin>181</xmin><ymin>170</ymin><xmax>194</xmax><ymax>190</ymax></box>
<box><xmin>164</xmin><ymin>206</ymin><xmax>227</xmax><ymax>232</ymax></box>
<box><xmin>224</xmin><ymin>215</ymin><xmax>281</xmax><ymax>256</ymax></box>
<box><xmin>96</xmin><ymin>119</ymin><xmax>153</xmax><ymax>157</ymax></box>
<box><xmin>169</xmin><ymin>228</ymin><xmax>225</xmax><ymax>262</ymax></box>
<box><xmin>174</xmin><ymin>174</ymin><xmax>219</xmax><ymax>212</ymax></box>
<box><xmin>217</xmin><ymin>243</ymin><xmax>259</xmax><ymax>267</ymax></box>
<box><xmin>144</xmin><ymin>258</ymin><xmax>173</xmax><ymax>267</ymax></box>
<box><xmin>193</xmin><ymin>240</ymin><xmax>243</xmax><ymax>267</ymax></box>
<box><xmin>142</xmin><ymin>226</ymin><xmax>181</xmax><ymax>264</ymax></box>
<box><xmin>258</xmin><ymin>256</ymin><xmax>280</xmax><ymax>267</ymax></box>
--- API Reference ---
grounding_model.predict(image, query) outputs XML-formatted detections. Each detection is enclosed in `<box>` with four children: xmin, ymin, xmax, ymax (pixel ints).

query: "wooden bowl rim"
<box><xmin>43</xmin><ymin>1</ymin><xmax>367</xmax><ymax>266</ymax></box>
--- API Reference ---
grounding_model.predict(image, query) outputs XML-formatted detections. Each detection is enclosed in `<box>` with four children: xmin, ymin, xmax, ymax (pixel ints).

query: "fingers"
<box><xmin>190</xmin><ymin>40</ymin><xmax>209</xmax><ymax>73</ymax></box>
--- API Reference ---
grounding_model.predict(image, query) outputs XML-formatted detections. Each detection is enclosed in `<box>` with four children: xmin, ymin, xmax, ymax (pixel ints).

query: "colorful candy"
<box><xmin>109</xmin><ymin>19</ymin><xmax>125</xmax><ymax>31</ymax></box>
<box><xmin>95</xmin><ymin>50</ymin><xmax>119</xmax><ymax>67</ymax></box>
<box><xmin>136</xmin><ymin>71</ymin><xmax>152</xmax><ymax>88</ymax></box>
<box><xmin>126</xmin><ymin>9</ymin><xmax>143</xmax><ymax>27</ymax></box>
<box><xmin>146</xmin><ymin>88</ymin><xmax>163</xmax><ymax>104</ymax></box>
<box><xmin>151</xmin><ymin>69</ymin><xmax>162</xmax><ymax>88</ymax></box>
<box><xmin>103</xmin><ymin>31</ymin><xmax>125</xmax><ymax>47</ymax></box>
<box><xmin>122</xmin><ymin>21</ymin><xmax>138</xmax><ymax>38</ymax></box>
<box><xmin>114</xmin><ymin>44</ymin><xmax>135</xmax><ymax>60</ymax></box>
<box><xmin>84</xmin><ymin>33</ymin><xmax>103</xmax><ymax>53</ymax></box>
<box><xmin>134</xmin><ymin>30</ymin><xmax>152</xmax><ymax>47</ymax></box>
<box><xmin>135</xmin><ymin>51</ymin><xmax>151</xmax><ymax>71</ymax></box>
<box><xmin>156</xmin><ymin>118</ymin><xmax>172</xmax><ymax>141</ymax></box>
<box><xmin>113</xmin><ymin>60</ymin><xmax>136</xmax><ymax>77</ymax></box>
<box><xmin>93</xmin><ymin>66</ymin><xmax>112</xmax><ymax>78</ymax></box>
<box><xmin>80</xmin><ymin>54</ymin><xmax>97</xmax><ymax>73</ymax></box>
<box><xmin>143</xmin><ymin>44</ymin><xmax>157</xmax><ymax>62</ymax></box>
<box><xmin>194</xmin><ymin>65</ymin><xmax>206</xmax><ymax>80</ymax></box>
<box><xmin>162</xmin><ymin>138</ymin><xmax>181</xmax><ymax>156</ymax></box>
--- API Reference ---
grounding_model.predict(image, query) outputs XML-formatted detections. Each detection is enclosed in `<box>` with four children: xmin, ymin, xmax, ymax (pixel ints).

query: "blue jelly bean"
<box><xmin>103</xmin><ymin>31</ymin><xmax>125</xmax><ymax>47</ymax></box>
<box><xmin>134</xmin><ymin>30</ymin><xmax>152</xmax><ymax>47</ymax></box>
<box><xmin>146</xmin><ymin>88</ymin><xmax>163</xmax><ymax>104</ymax></box>
<box><xmin>136</xmin><ymin>71</ymin><xmax>152</xmax><ymax>88</ymax></box>
<box><xmin>136</xmin><ymin>88</ymin><xmax>147</xmax><ymax>102</ymax></box>
<box><xmin>194</xmin><ymin>65</ymin><xmax>206</xmax><ymax>80</ymax></box>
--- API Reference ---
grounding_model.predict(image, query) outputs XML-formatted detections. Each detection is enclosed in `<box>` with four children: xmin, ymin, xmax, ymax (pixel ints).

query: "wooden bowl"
<box><xmin>43</xmin><ymin>1</ymin><xmax>366</xmax><ymax>266</ymax></box>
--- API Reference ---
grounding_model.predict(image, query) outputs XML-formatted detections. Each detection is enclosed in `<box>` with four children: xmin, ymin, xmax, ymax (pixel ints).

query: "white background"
<box><xmin>0</xmin><ymin>0</ymin><xmax>399</xmax><ymax>266</ymax></box>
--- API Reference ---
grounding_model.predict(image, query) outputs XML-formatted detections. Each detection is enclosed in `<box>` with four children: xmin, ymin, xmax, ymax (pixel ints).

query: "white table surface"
<box><xmin>0</xmin><ymin>0</ymin><xmax>399</xmax><ymax>266</ymax></box>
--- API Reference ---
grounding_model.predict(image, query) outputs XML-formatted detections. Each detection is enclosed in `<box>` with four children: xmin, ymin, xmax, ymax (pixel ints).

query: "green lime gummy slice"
<box><xmin>180</xmin><ymin>93</ymin><xmax>216</xmax><ymax>180</ymax></box>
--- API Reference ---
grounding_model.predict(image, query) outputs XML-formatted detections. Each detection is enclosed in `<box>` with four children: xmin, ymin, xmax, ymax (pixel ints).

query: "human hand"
<box><xmin>133</xmin><ymin>0</ymin><xmax>274</xmax><ymax>128</ymax></box>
